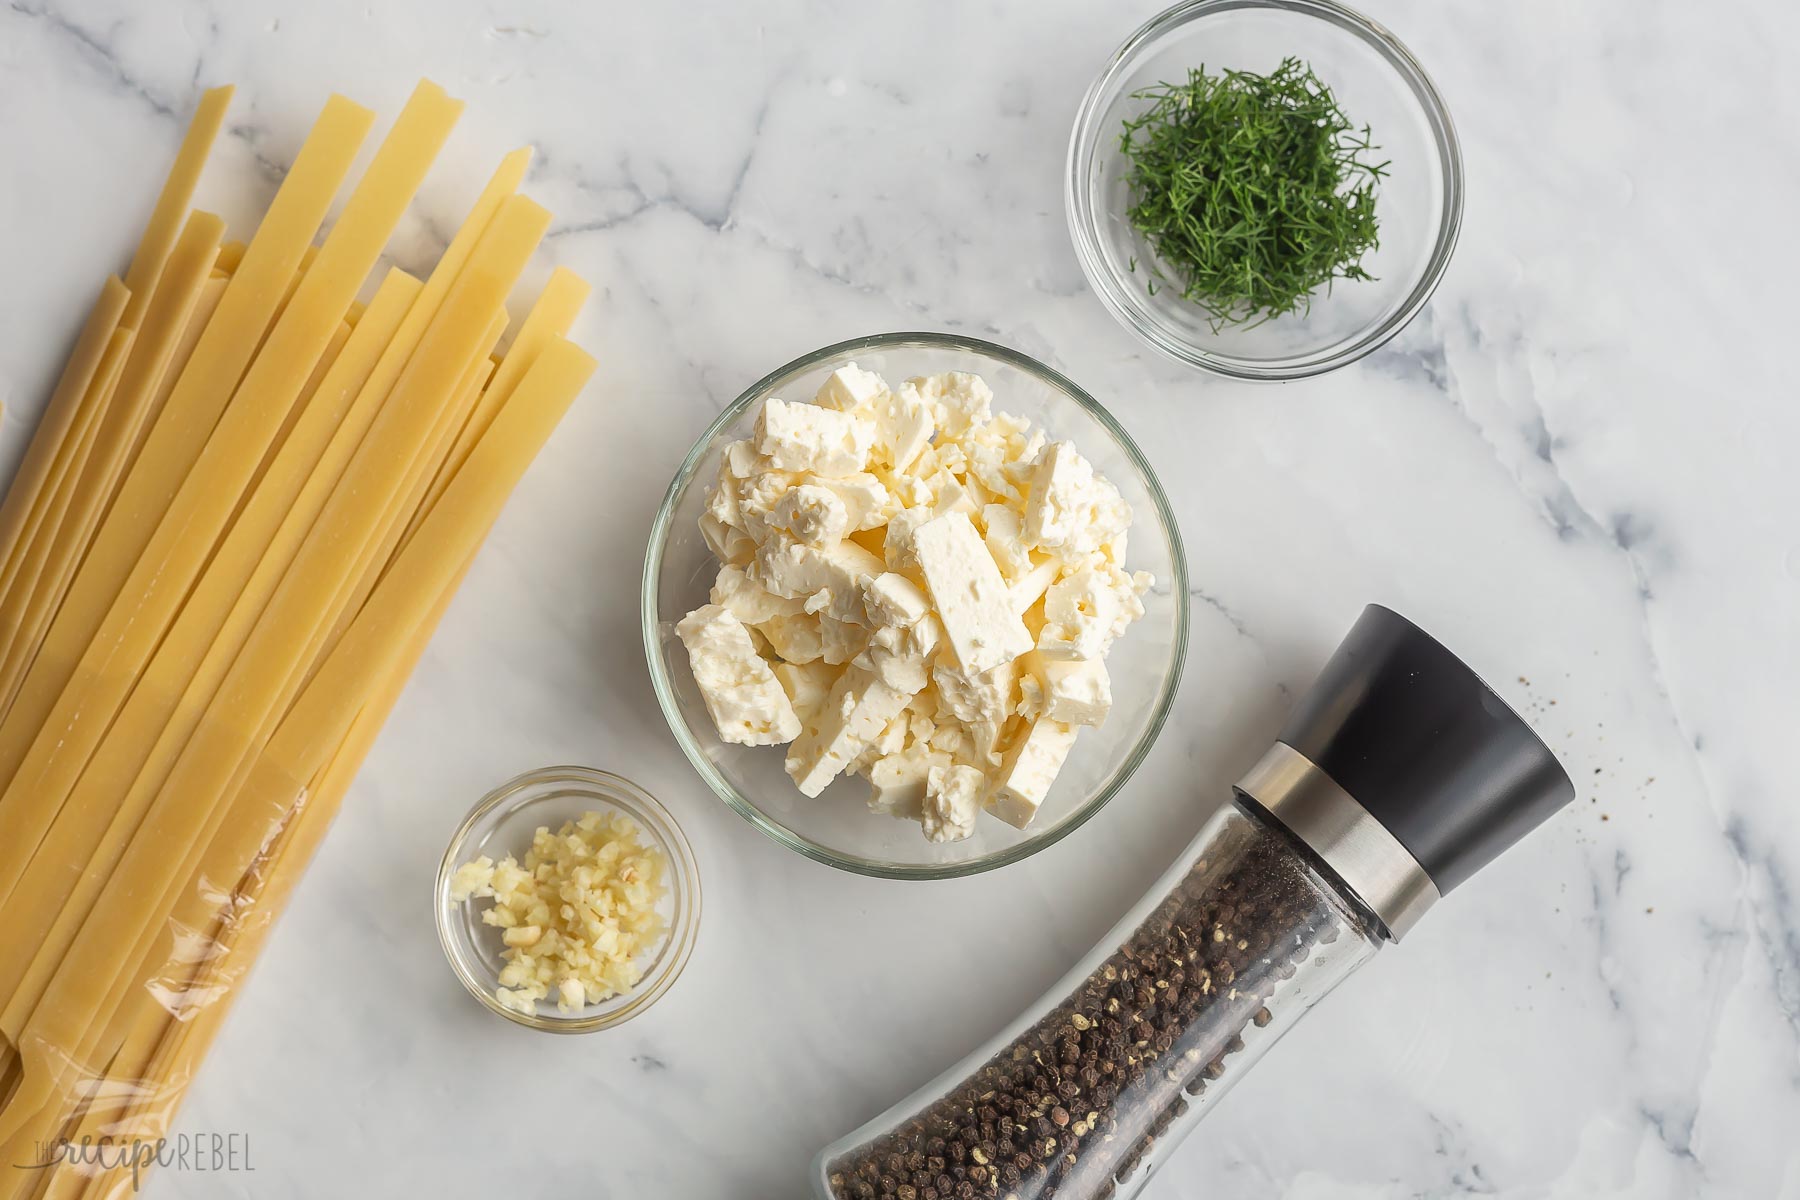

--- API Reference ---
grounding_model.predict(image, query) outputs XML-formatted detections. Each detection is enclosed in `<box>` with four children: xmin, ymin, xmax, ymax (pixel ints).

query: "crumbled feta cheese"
<box><xmin>855</xmin><ymin>612</ymin><xmax>942</xmax><ymax>694</ymax></box>
<box><xmin>769</xmin><ymin>483</ymin><xmax>851</xmax><ymax>546</ymax></box>
<box><xmin>1027</xmin><ymin>654</ymin><xmax>1113</xmax><ymax>727</ymax></box>
<box><xmin>870</xmin><ymin>385</ymin><xmax>935</xmax><ymax>472</ymax></box>
<box><xmin>921</xmin><ymin>763</ymin><xmax>984</xmax><ymax>842</ymax></box>
<box><xmin>774</xmin><ymin>660</ymin><xmax>841</xmax><ymax>726</ymax></box>
<box><xmin>759</xmin><ymin>612</ymin><xmax>824</xmax><ymax>664</ymax></box>
<box><xmin>680</xmin><ymin>366</ymin><xmax>1150</xmax><ymax>839</ymax></box>
<box><xmin>785</xmin><ymin>667</ymin><xmax>914</xmax><ymax>797</ymax></box>
<box><xmin>711</xmin><ymin>564</ymin><xmax>803</xmax><ymax>625</ymax></box>
<box><xmin>819</xmin><ymin>613</ymin><xmax>867</xmax><ymax>666</ymax></box>
<box><xmin>752</xmin><ymin>535</ymin><xmax>885</xmax><ymax>622</ymax></box>
<box><xmin>911</xmin><ymin>512</ymin><xmax>1033</xmax><ymax>676</ymax></box>
<box><xmin>814</xmin><ymin>362</ymin><xmax>888</xmax><ymax>412</ymax></box>
<box><xmin>756</xmin><ymin>397</ymin><xmax>872</xmax><ymax>476</ymax></box>
<box><xmin>699</xmin><ymin>512</ymin><xmax>756</xmax><ymax>566</ymax></box>
<box><xmin>906</xmin><ymin>372</ymin><xmax>993</xmax><ymax>437</ymax></box>
<box><xmin>1022</xmin><ymin>440</ymin><xmax>1133</xmax><ymax>558</ymax></box>
<box><xmin>933</xmin><ymin>659</ymin><xmax>1018</xmax><ymax>767</ymax></box>
<box><xmin>882</xmin><ymin>506</ymin><xmax>934</xmax><ymax>576</ymax></box>
<box><xmin>815</xmin><ymin>473</ymin><xmax>892</xmax><ymax>530</ymax></box>
<box><xmin>981</xmin><ymin>504</ymin><xmax>1034</xmax><ymax>579</ymax></box>
<box><xmin>862</xmin><ymin>572</ymin><xmax>930</xmax><ymax>629</ymax></box>
<box><xmin>867</xmin><ymin>743</ymin><xmax>951</xmax><ymax>818</ymax></box>
<box><xmin>987</xmin><ymin>718</ymin><xmax>1079</xmax><ymax>829</ymax></box>
<box><xmin>675</xmin><ymin>605</ymin><xmax>800</xmax><ymax>745</ymax></box>
<box><xmin>1038</xmin><ymin>565</ymin><xmax>1147</xmax><ymax>661</ymax></box>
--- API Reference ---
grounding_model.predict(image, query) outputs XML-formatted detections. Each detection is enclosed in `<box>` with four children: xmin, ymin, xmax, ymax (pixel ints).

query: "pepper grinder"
<box><xmin>815</xmin><ymin>605</ymin><xmax>1576</xmax><ymax>1200</ymax></box>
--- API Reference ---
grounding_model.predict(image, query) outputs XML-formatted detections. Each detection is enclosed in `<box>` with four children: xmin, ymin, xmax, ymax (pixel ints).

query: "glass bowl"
<box><xmin>1066</xmin><ymin>0</ymin><xmax>1464</xmax><ymax>380</ymax></box>
<box><xmin>434</xmin><ymin>766</ymin><xmax>701</xmax><ymax>1033</ymax></box>
<box><xmin>643</xmin><ymin>332</ymin><xmax>1189</xmax><ymax>879</ymax></box>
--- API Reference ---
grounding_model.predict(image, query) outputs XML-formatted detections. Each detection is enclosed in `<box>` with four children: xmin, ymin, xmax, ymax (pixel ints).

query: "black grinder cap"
<box><xmin>1278</xmin><ymin>604</ymin><xmax>1575</xmax><ymax>895</ymax></box>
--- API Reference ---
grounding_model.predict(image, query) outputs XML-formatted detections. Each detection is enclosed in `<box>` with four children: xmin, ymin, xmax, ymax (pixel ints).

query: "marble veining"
<box><xmin>0</xmin><ymin>0</ymin><xmax>1796</xmax><ymax>1196</ymax></box>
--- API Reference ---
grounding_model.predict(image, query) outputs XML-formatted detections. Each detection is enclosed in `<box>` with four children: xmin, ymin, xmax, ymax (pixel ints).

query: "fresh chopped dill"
<box><xmin>1118</xmin><ymin>57</ymin><xmax>1388</xmax><ymax>331</ymax></box>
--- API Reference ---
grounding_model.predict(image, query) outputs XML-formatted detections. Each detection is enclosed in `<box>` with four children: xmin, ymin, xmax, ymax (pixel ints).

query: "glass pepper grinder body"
<box><xmin>817</xmin><ymin>797</ymin><xmax>1382</xmax><ymax>1200</ymax></box>
<box><xmin>814</xmin><ymin>605</ymin><xmax>1576</xmax><ymax>1200</ymax></box>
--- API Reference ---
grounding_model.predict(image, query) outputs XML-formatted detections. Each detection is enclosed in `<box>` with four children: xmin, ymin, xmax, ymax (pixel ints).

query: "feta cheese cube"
<box><xmin>867</xmin><ymin>744</ymin><xmax>951</xmax><ymax>819</ymax></box>
<box><xmin>1022</xmin><ymin>441</ymin><xmax>1134</xmax><ymax>557</ymax></box>
<box><xmin>930</xmin><ymin>472</ymin><xmax>981</xmax><ymax>520</ymax></box>
<box><xmin>756</xmin><ymin>397</ymin><xmax>873</xmax><ymax>476</ymax></box>
<box><xmin>986</xmin><ymin>718</ymin><xmax>1078</xmax><ymax>829</ymax></box>
<box><xmin>759</xmin><ymin>612</ymin><xmax>824</xmax><ymax>664</ymax></box>
<box><xmin>1026</xmin><ymin>654</ymin><xmax>1112</xmax><ymax>727</ymax></box>
<box><xmin>861</xmin><ymin>572</ymin><xmax>930</xmax><ymax>629</ymax></box>
<box><xmin>906</xmin><ymin>372</ymin><xmax>993</xmax><ymax>437</ymax></box>
<box><xmin>1010</xmin><ymin>558</ymin><xmax>1061</xmax><ymax>614</ymax></box>
<box><xmin>872</xmin><ymin>385</ymin><xmax>936</xmax><ymax>472</ymax></box>
<box><xmin>1022</xmin><ymin>440</ymin><xmax>1091</xmax><ymax>549</ymax></box>
<box><xmin>921</xmin><ymin>763</ymin><xmax>983</xmax><ymax>842</ymax></box>
<box><xmin>911</xmin><ymin>512</ymin><xmax>1032</xmax><ymax>676</ymax></box>
<box><xmin>1017</xmin><ymin>671</ymin><xmax>1046</xmax><ymax>719</ymax></box>
<box><xmin>773</xmin><ymin>660</ymin><xmax>840</xmax><ymax>725</ymax></box>
<box><xmin>1037</xmin><ymin>565</ymin><xmax>1146</xmax><ymax>661</ymax></box>
<box><xmin>752</xmin><ymin>534</ymin><xmax>885</xmax><ymax>622</ymax></box>
<box><xmin>705</xmin><ymin>480</ymin><xmax>741</xmax><ymax>530</ymax></box>
<box><xmin>933</xmin><ymin>658</ymin><xmax>1018</xmax><ymax>766</ymax></box>
<box><xmin>785</xmin><ymin>667</ymin><xmax>913</xmax><ymax>797</ymax></box>
<box><xmin>819</xmin><ymin>614</ymin><xmax>867</xmax><ymax>666</ymax></box>
<box><xmin>723</xmin><ymin>437</ymin><xmax>764</xmax><ymax>478</ymax></box>
<box><xmin>731</xmin><ymin>468</ymin><xmax>801</xmax><ymax>538</ymax></box>
<box><xmin>814</xmin><ymin>362</ymin><xmax>888</xmax><ymax>411</ymax></box>
<box><xmin>815</xmin><ymin>473</ymin><xmax>892</xmax><ymax>530</ymax></box>
<box><xmin>699</xmin><ymin>512</ymin><xmax>755</xmax><ymax>566</ymax></box>
<box><xmin>711</xmin><ymin>564</ymin><xmax>803</xmax><ymax>625</ymax></box>
<box><xmin>769</xmin><ymin>483</ymin><xmax>851</xmax><ymax>546</ymax></box>
<box><xmin>981</xmin><ymin>505</ymin><xmax>1034</xmax><ymax>579</ymax></box>
<box><xmin>675</xmin><ymin>605</ymin><xmax>801</xmax><ymax>746</ymax></box>
<box><xmin>852</xmin><ymin>710</ymin><xmax>911</xmax><ymax>778</ymax></box>
<box><xmin>856</xmin><ymin>612</ymin><xmax>942</xmax><ymax>694</ymax></box>
<box><xmin>882</xmin><ymin>506</ymin><xmax>934</xmax><ymax>575</ymax></box>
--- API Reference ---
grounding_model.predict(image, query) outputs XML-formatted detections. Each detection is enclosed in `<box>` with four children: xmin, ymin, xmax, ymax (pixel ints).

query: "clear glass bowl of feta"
<box><xmin>643</xmin><ymin>333</ymin><xmax>1189</xmax><ymax>879</ymax></box>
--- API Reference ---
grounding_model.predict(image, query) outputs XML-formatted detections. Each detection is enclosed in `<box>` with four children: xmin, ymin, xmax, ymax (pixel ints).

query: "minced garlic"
<box><xmin>450</xmin><ymin>811</ymin><xmax>669</xmax><ymax>1015</ymax></box>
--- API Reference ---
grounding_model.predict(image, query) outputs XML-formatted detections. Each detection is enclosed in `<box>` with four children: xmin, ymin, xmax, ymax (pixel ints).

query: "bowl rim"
<box><xmin>641</xmin><ymin>331</ymin><xmax>1191</xmax><ymax>880</ymax></box>
<box><xmin>1065</xmin><ymin>0</ymin><xmax>1466</xmax><ymax>381</ymax></box>
<box><xmin>434</xmin><ymin>765</ymin><xmax>702</xmax><ymax>1033</ymax></box>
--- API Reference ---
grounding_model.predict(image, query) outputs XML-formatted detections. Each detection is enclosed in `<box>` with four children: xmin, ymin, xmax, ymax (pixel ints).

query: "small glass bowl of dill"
<box><xmin>1066</xmin><ymin>0</ymin><xmax>1463</xmax><ymax>381</ymax></box>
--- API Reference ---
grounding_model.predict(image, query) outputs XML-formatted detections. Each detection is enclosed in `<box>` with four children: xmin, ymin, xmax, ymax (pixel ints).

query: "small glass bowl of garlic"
<box><xmin>435</xmin><ymin>766</ymin><xmax>700</xmax><ymax>1032</ymax></box>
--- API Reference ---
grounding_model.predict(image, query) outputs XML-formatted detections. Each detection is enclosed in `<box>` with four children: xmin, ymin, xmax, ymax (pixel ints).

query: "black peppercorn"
<box><xmin>825</xmin><ymin>813</ymin><xmax>1357</xmax><ymax>1200</ymax></box>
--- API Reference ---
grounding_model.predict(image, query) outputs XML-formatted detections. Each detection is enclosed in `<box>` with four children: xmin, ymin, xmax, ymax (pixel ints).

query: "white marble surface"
<box><xmin>1</xmin><ymin>0</ymin><xmax>1796</xmax><ymax>1196</ymax></box>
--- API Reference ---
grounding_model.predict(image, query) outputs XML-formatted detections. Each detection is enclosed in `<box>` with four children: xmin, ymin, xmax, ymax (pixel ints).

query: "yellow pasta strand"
<box><xmin>0</xmin><ymin>214</ymin><xmax>225</xmax><ymax>709</ymax></box>
<box><xmin>0</xmin><ymin>96</ymin><xmax>374</xmax><ymax>791</ymax></box>
<box><xmin>0</xmin><ymin>203</ymin><xmax>552</xmax><ymax>1160</ymax></box>
<box><xmin>0</xmin><ymin>272</ymin><xmax>418</xmax><ymax>1023</ymax></box>
<box><xmin>0</xmin><ymin>329</ymin><xmax>134</xmax><ymax>705</ymax></box>
<box><xmin>0</xmin><ymin>279</ymin><xmax>130</xmax><ymax>596</ymax></box>
<box><xmin>0</xmin><ymin>147</ymin><xmax>537</xmax><ymax>1023</ymax></box>
<box><xmin>402</xmin><ymin>264</ymin><xmax>589</xmax><ymax>549</ymax></box>
<box><xmin>0</xmin><ymin>84</ymin><xmax>456</xmax><ymax>895</ymax></box>
<box><xmin>119</xmin><ymin>87</ymin><xmax>232</xmax><ymax>329</ymax></box>
<box><xmin>50</xmin><ymin>560</ymin><xmax>469</xmax><ymax>1200</ymax></box>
